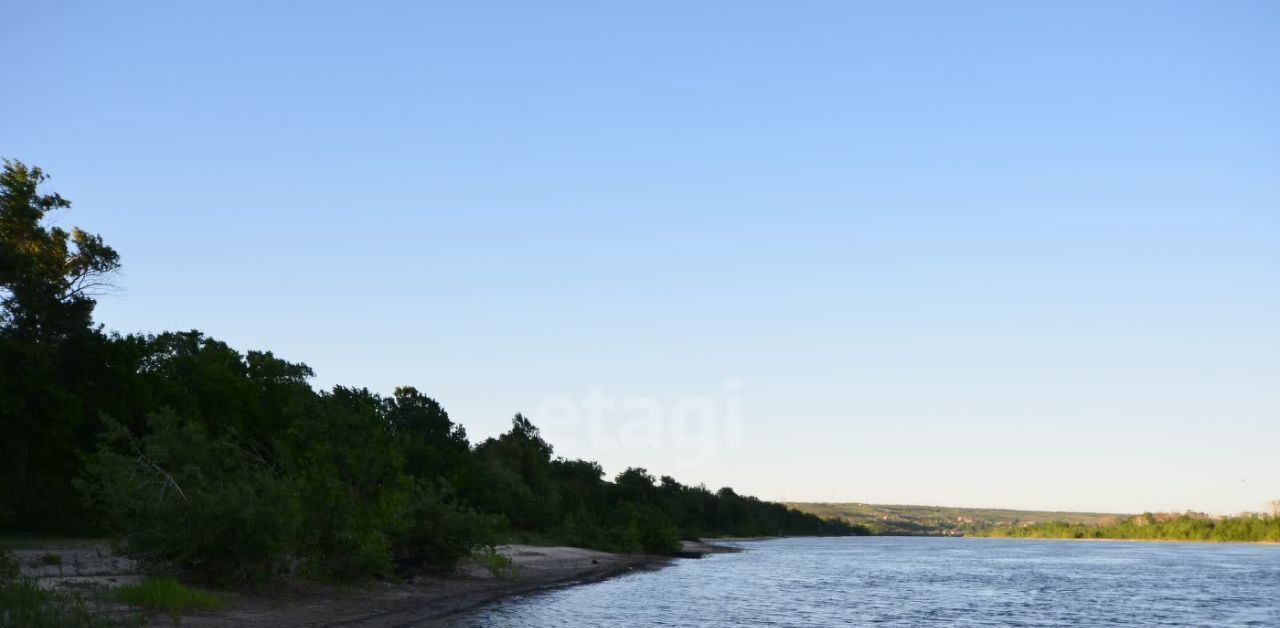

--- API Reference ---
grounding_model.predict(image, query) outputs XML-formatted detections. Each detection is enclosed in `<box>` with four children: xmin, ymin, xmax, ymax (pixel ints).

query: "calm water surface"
<box><xmin>446</xmin><ymin>537</ymin><xmax>1280</xmax><ymax>627</ymax></box>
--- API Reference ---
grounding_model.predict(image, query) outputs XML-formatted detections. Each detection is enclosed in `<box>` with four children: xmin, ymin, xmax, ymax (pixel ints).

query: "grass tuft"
<box><xmin>114</xmin><ymin>578</ymin><xmax>226</xmax><ymax>622</ymax></box>
<box><xmin>0</xmin><ymin>566</ymin><xmax>120</xmax><ymax>628</ymax></box>
<box><xmin>472</xmin><ymin>546</ymin><xmax>513</xmax><ymax>577</ymax></box>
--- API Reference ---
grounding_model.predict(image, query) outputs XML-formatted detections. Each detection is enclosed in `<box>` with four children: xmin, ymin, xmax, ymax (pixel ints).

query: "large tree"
<box><xmin>0</xmin><ymin>159</ymin><xmax>121</xmax><ymax>529</ymax></box>
<box><xmin>0</xmin><ymin>159</ymin><xmax>119</xmax><ymax>339</ymax></box>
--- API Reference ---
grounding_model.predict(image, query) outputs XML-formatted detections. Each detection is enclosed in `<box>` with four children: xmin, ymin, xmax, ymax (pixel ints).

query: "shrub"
<box><xmin>80</xmin><ymin>397</ymin><xmax>502</xmax><ymax>586</ymax></box>
<box><xmin>394</xmin><ymin>481</ymin><xmax>505</xmax><ymax>572</ymax></box>
<box><xmin>471</xmin><ymin>547</ymin><xmax>513</xmax><ymax>577</ymax></box>
<box><xmin>633</xmin><ymin>508</ymin><xmax>682</xmax><ymax>554</ymax></box>
<box><xmin>80</xmin><ymin>411</ymin><xmax>302</xmax><ymax>586</ymax></box>
<box><xmin>282</xmin><ymin>388</ymin><xmax>413</xmax><ymax>582</ymax></box>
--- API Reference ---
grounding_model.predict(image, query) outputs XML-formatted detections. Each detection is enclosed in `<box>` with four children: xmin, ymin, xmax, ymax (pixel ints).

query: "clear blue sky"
<box><xmin>4</xmin><ymin>1</ymin><xmax>1277</xmax><ymax>514</ymax></box>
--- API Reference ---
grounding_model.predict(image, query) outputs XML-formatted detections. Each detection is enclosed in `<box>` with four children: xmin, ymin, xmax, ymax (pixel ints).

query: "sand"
<box><xmin>11</xmin><ymin>545</ymin><xmax>143</xmax><ymax>590</ymax></box>
<box><xmin>16</xmin><ymin>541</ymin><xmax>735</xmax><ymax>627</ymax></box>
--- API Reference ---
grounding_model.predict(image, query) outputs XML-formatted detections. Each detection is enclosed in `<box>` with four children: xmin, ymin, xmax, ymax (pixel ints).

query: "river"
<box><xmin>445</xmin><ymin>536</ymin><xmax>1280</xmax><ymax>626</ymax></box>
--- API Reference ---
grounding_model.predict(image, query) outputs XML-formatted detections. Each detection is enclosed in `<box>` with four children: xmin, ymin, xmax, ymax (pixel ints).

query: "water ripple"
<box><xmin>444</xmin><ymin>537</ymin><xmax>1280</xmax><ymax>627</ymax></box>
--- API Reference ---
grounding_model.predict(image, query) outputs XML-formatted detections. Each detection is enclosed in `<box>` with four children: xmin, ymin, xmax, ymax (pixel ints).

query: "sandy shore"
<box><xmin>184</xmin><ymin>545</ymin><xmax>674</xmax><ymax>628</ymax></box>
<box><xmin>17</xmin><ymin>541</ymin><xmax>735</xmax><ymax>627</ymax></box>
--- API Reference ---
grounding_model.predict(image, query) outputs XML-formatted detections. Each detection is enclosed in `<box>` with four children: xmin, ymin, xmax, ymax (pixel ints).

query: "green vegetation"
<box><xmin>0</xmin><ymin>160</ymin><xmax>861</xmax><ymax>590</ymax></box>
<box><xmin>0</xmin><ymin>578</ymin><xmax>116</xmax><ymax>628</ymax></box>
<box><xmin>788</xmin><ymin>502</ymin><xmax>1126</xmax><ymax>536</ymax></box>
<box><xmin>976</xmin><ymin>512</ymin><xmax>1280</xmax><ymax>542</ymax></box>
<box><xmin>0</xmin><ymin>550</ymin><xmax>120</xmax><ymax>628</ymax></box>
<box><xmin>472</xmin><ymin>547</ymin><xmax>514</xmax><ymax>577</ymax></box>
<box><xmin>113</xmin><ymin>579</ymin><xmax>226</xmax><ymax>623</ymax></box>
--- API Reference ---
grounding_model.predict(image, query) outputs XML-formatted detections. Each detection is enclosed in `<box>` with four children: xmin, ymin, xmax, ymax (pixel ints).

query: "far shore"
<box><xmin>963</xmin><ymin>535</ymin><xmax>1280</xmax><ymax>546</ymax></box>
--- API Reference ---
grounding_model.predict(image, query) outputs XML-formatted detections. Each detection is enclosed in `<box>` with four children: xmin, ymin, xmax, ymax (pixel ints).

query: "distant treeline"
<box><xmin>975</xmin><ymin>513</ymin><xmax>1280</xmax><ymax>543</ymax></box>
<box><xmin>0</xmin><ymin>160</ymin><xmax>864</xmax><ymax>585</ymax></box>
<box><xmin>787</xmin><ymin>502</ymin><xmax>1125</xmax><ymax>537</ymax></box>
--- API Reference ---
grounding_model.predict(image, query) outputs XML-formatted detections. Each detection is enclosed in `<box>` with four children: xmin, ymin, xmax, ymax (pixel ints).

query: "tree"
<box><xmin>474</xmin><ymin>414</ymin><xmax>556</xmax><ymax>529</ymax></box>
<box><xmin>387</xmin><ymin>386</ymin><xmax>470</xmax><ymax>481</ymax></box>
<box><xmin>1</xmin><ymin>159</ymin><xmax>860</xmax><ymax>572</ymax></box>
<box><xmin>0</xmin><ymin>159</ymin><xmax>119</xmax><ymax>339</ymax></box>
<box><xmin>0</xmin><ymin>160</ymin><xmax>122</xmax><ymax>529</ymax></box>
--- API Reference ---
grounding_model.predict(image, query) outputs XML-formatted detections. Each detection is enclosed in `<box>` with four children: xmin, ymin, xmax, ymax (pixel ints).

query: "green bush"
<box><xmin>395</xmin><ymin>481</ymin><xmax>505</xmax><ymax>571</ymax></box>
<box><xmin>552</xmin><ymin>509</ymin><xmax>608</xmax><ymax>550</ymax></box>
<box><xmin>80</xmin><ymin>411</ymin><xmax>302</xmax><ymax>586</ymax></box>
<box><xmin>282</xmin><ymin>388</ymin><xmax>413</xmax><ymax>582</ymax></box>
<box><xmin>78</xmin><ymin>394</ymin><xmax>509</xmax><ymax>586</ymax></box>
<box><xmin>471</xmin><ymin>546</ymin><xmax>513</xmax><ymax>577</ymax></box>
<box><xmin>582</xmin><ymin>506</ymin><xmax>682</xmax><ymax>555</ymax></box>
<box><xmin>633</xmin><ymin>508</ymin><xmax>682</xmax><ymax>554</ymax></box>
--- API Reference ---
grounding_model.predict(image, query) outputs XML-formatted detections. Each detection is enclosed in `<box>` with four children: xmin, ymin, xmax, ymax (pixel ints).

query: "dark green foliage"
<box><xmin>395</xmin><ymin>481</ymin><xmax>505</xmax><ymax>571</ymax></box>
<box><xmin>281</xmin><ymin>387</ymin><xmax>413</xmax><ymax>581</ymax></box>
<box><xmin>2</xmin><ymin>160</ymin><xmax>859</xmax><ymax>588</ymax></box>
<box><xmin>618</xmin><ymin>505</ymin><xmax>683</xmax><ymax>554</ymax></box>
<box><xmin>0</xmin><ymin>159</ymin><xmax>124</xmax><ymax>529</ymax></box>
<box><xmin>473</xmin><ymin>414</ymin><xmax>556</xmax><ymax>530</ymax></box>
<box><xmin>133</xmin><ymin>332</ymin><xmax>315</xmax><ymax>444</ymax></box>
<box><xmin>80</xmin><ymin>412</ymin><xmax>302</xmax><ymax>586</ymax></box>
<box><xmin>388</xmin><ymin>386</ymin><xmax>471</xmax><ymax>481</ymax></box>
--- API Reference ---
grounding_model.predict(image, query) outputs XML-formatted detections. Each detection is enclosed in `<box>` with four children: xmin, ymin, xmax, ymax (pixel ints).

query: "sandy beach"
<box><xmin>16</xmin><ymin>541</ymin><xmax>736</xmax><ymax>627</ymax></box>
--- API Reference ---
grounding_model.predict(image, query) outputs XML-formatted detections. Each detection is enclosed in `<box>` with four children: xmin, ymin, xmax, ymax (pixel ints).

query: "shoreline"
<box><xmin>181</xmin><ymin>546</ymin><xmax>673</xmax><ymax>627</ymax></box>
<box><xmin>24</xmin><ymin>535</ymin><xmax>1276</xmax><ymax>625</ymax></box>
<box><xmin>16</xmin><ymin>541</ymin><xmax>738</xmax><ymax>627</ymax></box>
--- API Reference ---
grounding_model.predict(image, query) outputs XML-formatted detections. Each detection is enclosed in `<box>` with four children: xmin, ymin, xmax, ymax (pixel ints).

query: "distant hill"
<box><xmin>787</xmin><ymin>502</ymin><xmax>1129</xmax><ymax>536</ymax></box>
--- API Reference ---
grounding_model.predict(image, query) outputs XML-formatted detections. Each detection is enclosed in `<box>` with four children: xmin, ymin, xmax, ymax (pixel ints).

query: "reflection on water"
<box><xmin>444</xmin><ymin>536</ymin><xmax>1280</xmax><ymax>627</ymax></box>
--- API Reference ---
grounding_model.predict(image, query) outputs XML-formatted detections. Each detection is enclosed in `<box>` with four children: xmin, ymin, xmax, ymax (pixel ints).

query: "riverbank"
<box><xmin>14</xmin><ymin>540</ymin><xmax>737</xmax><ymax>627</ymax></box>
<box><xmin>185</xmin><ymin>545</ymin><xmax>674</xmax><ymax>627</ymax></box>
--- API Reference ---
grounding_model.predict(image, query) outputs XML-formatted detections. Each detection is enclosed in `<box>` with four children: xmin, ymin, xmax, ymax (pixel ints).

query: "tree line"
<box><xmin>975</xmin><ymin>513</ymin><xmax>1280</xmax><ymax>543</ymax></box>
<box><xmin>0</xmin><ymin>160</ymin><xmax>865</xmax><ymax>586</ymax></box>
